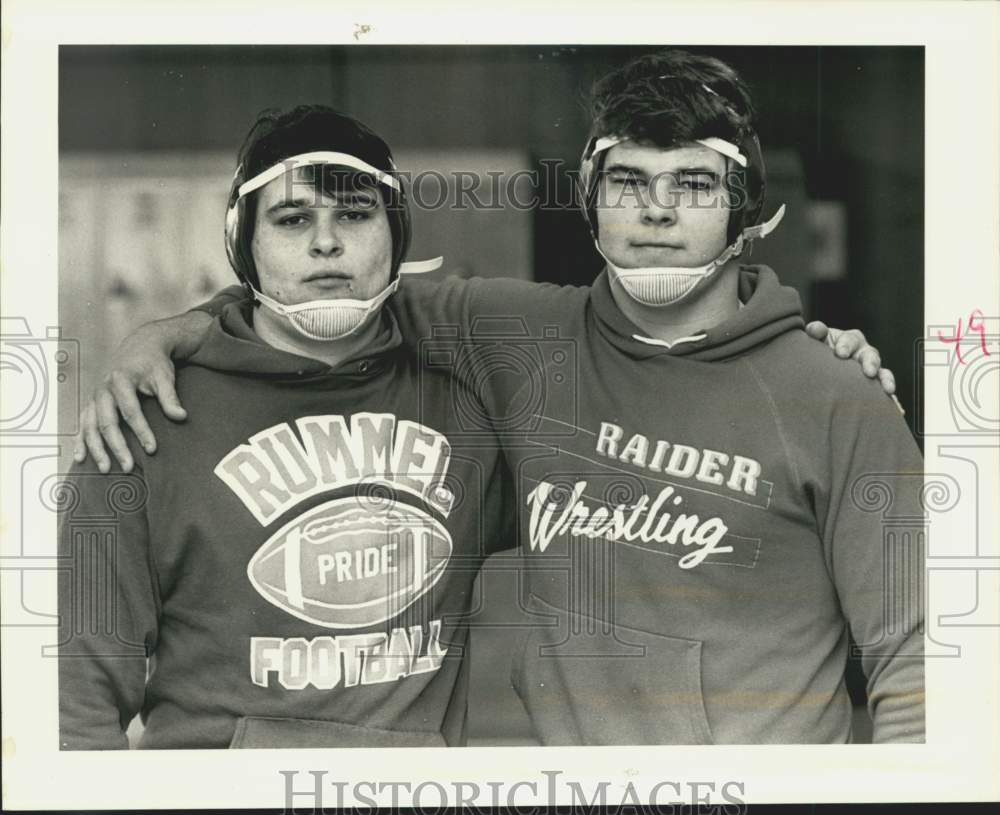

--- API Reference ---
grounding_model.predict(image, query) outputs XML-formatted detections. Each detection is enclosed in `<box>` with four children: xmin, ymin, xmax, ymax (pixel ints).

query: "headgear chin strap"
<box><xmin>253</xmin><ymin>279</ymin><xmax>402</xmax><ymax>342</ymax></box>
<box><xmin>580</xmin><ymin>133</ymin><xmax>785</xmax><ymax>307</ymax></box>
<box><xmin>226</xmin><ymin>151</ymin><xmax>443</xmax><ymax>342</ymax></box>
<box><xmin>602</xmin><ymin>204</ymin><xmax>785</xmax><ymax>307</ymax></box>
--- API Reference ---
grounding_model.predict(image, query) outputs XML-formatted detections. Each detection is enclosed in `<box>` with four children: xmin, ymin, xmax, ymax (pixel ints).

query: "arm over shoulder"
<box><xmin>191</xmin><ymin>284</ymin><xmax>247</xmax><ymax>319</ymax></box>
<box><xmin>391</xmin><ymin>276</ymin><xmax>588</xmax><ymax>342</ymax></box>
<box><xmin>391</xmin><ymin>277</ymin><xmax>589</xmax><ymax>422</ymax></box>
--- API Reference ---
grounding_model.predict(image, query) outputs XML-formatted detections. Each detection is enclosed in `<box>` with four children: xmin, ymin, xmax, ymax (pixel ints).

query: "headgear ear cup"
<box><xmin>224</xmin><ymin>162</ymin><xmax>260</xmax><ymax>293</ymax></box>
<box><xmin>385</xmin><ymin>169</ymin><xmax>412</xmax><ymax>281</ymax></box>
<box><xmin>223</xmin><ymin>167</ymin><xmax>240</xmax><ymax>276</ymax></box>
<box><xmin>577</xmin><ymin>136</ymin><xmax>603</xmax><ymax>238</ymax></box>
<box><xmin>728</xmin><ymin>131</ymin><xmax>766</xmax><ymax>244</ymax></box>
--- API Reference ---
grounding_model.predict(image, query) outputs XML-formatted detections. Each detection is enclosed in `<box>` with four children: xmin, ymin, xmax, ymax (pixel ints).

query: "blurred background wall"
<box><xmin>59</xmin><ymin>45</ymin><xmax>923</xmax><ymax>745</ymax></box>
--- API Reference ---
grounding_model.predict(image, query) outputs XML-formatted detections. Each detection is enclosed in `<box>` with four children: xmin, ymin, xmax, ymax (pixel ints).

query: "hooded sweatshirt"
<box><xmin>58</xmin><ymin>302</ymin><xmax>511</xmax><ymax>749</ymax></box>
<box><xmin>197</xmin><ymin>267</ymin><xmax>926</xmax><ymax>745</ymax></box>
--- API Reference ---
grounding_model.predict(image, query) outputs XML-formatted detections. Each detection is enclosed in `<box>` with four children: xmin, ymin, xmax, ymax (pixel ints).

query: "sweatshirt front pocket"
<box><xmin>512</xmin><ymin>592</ymin><xmax>713</xmax><ymax>745</ymax></box>
<box><xmin>228</xmin><ymin>716</ymin><xmax>447</xmax><ymax>748</ymax></box>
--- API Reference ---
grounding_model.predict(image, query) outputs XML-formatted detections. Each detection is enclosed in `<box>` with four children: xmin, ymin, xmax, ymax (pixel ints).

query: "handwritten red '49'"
<box><xmin>938</xmin><ymin>310</ymin><xmax>991</xmax><ymax>365</ymax></box>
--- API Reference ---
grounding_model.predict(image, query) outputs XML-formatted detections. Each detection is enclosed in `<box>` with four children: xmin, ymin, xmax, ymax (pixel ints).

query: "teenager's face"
<box><xmin>595</xmin><ymin>141</ymin><xmax>731</xmax><ymax>269</ymax></box>
<box><xmin>251</xmin><ymin>167</ymin><xmax>392</xmax><ymax>305</ymax></box>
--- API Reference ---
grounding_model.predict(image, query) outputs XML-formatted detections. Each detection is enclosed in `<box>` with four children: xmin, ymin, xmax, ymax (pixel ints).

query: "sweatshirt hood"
<box><xmin>590</xmin><ymin>265</ymin><xmax>804</xmax><ymax>361</ymax></box>
<box><xmin>187</xmin><ymin>300</ymin><xmax>404</xmax><ymax>378</ymax></box>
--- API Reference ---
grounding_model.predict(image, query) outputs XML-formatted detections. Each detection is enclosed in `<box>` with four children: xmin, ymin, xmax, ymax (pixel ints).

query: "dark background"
<box><xmin>59</xmin><ymin>45</ymin><xmax>924</xmax><ymax>744</ymax></box>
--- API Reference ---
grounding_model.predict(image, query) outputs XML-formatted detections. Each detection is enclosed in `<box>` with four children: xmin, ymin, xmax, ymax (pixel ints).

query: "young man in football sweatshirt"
<box><xmin>73</xmin><ymin>51</ymin><xmax>920</xmax><ymax>744</ymax></box>
<box><xmin>58</xmin><ymin>107</ymin><xmax>513</xmax><ymax>749</ymax></box>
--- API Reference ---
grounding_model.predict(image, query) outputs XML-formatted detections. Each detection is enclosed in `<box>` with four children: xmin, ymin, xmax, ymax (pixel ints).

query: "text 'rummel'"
<box><xmin>215</xmin><ymin>413</ymin><xmax>454</xmax><ymax>525</ymax></box>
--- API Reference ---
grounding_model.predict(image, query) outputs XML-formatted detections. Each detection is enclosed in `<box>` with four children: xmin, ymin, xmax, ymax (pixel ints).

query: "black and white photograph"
<box><xmin>1</xmin><ymin>1</ymin><xmax>998</xmax><ymax>811</ymax></box>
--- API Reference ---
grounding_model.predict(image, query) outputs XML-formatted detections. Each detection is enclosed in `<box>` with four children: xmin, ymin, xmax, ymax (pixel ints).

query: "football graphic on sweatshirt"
<box><xmin>247</xmin><ymin>496</ymin><xmax>453</xmax><ymax>628</ymax></box>
<box><xmin>216</xmin><ymin>413</ymin><xmax>456</xmax><ymax>629</ymax></box>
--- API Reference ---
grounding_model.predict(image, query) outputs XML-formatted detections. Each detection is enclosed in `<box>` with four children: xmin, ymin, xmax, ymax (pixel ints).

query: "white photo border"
<box><xmin>1</xmin><ymin>0</ymin><xmax>998</xmax><ymax>808</ymax></box>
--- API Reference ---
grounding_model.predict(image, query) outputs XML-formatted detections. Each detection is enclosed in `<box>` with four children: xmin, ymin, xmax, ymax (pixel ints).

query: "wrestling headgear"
<box><xmin>224</xmin><ymin>106</ymin><xmax>440</xmax><ymax>340</ymax></box>
<box><xmin>578</xmin><ymin>54</ymin><xmax>785</xmax><ymax>307</ymax></box>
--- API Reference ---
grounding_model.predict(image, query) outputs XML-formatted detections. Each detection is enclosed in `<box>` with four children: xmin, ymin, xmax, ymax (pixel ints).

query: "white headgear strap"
<box><xmin>237</xmin><ymin>151</ymin><xmax>400</xmax><ymax>198</ymax></box>
<box><xmin>589</xmin><ymin>134</ymin><xmax>748</xmax><ymax>172</ymax></box>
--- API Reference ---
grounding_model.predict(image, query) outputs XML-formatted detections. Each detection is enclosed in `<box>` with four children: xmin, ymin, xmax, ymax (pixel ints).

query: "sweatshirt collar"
<box><xmin>188</xmin><ymin>300</ymin><xmax>404</xmax><ymax>378</ymax></box>
<box><xmin>589</xmin><ymin>265</ymin><xmax>804</xmax><ymax>361</ymax></box>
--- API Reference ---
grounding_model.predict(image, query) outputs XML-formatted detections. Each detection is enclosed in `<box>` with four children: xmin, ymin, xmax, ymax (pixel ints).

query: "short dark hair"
<box><xmin>589</xmin><ymin>50</ymin><xmax>756</xmax><ymax>148</ymax></box>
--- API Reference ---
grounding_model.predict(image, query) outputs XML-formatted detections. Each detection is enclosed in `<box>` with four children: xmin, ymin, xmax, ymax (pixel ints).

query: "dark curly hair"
<box><xmin>589</xmin><ymin>49</ymin><xmax>756</xmax><ymax>148</ymax></box>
